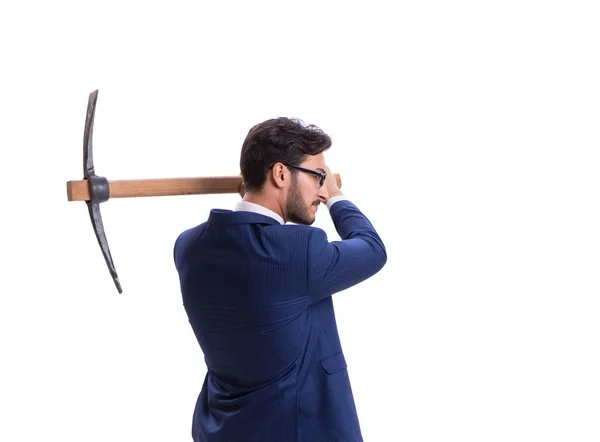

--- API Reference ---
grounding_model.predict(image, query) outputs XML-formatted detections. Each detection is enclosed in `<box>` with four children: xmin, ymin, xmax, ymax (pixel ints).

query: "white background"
<box><xmin>1</xmin><ymin>1</ymin><xmax>599</xmax><ymax>441</ymax></box>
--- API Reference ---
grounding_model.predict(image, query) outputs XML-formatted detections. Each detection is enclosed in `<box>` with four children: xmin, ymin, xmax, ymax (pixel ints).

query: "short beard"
<box><xmin>286</xmin><ymin>175</ymin><xmax>315</xmax><ymax>225</ymax></box>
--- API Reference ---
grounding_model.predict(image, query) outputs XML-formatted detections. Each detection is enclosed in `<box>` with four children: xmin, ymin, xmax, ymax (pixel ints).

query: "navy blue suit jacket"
<box><xmin>173</xmin><ymin>200</ymin><xmax>387</xmax><ymax>441</ymax></box>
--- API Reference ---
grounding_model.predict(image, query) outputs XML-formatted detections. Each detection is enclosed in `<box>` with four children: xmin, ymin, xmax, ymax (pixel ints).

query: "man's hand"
<box><xmin>323</xmin><ymin>165</ymin><xmax>343</xmax><ymax>201</ymax></box>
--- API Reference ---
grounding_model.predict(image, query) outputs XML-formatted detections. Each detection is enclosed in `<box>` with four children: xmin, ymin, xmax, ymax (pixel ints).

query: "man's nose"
<box><xmin>318</xmin><ymin>185</ymin><xmax>329</xmax><ymax>202</ymax></box>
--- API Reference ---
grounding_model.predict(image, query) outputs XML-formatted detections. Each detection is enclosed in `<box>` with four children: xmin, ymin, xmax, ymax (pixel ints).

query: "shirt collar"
<box><xmin>234</xmin><ymin>201</ymin><xmax>284</xmax><ymax>225</ymax></box>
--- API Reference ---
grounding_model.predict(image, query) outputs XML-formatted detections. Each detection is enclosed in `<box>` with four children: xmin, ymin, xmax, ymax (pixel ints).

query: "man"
<box><xmin>173</xmin><ymin>117</ymin><xmax>387</xmax><ymax>441</ymax></box>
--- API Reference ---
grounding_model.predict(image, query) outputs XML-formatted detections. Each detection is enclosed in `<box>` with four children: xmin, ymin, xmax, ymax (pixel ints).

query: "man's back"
<box><xmin>174</xmin><ymin>200</ymin><xmax>386</xmax><ymax>441</ymax></box>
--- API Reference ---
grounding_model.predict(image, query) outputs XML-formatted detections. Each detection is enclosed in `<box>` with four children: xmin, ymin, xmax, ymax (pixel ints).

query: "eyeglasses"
<box><xmin>283</xmin><ymin>164</ymin><xmax>327</xmax><ymax>187</ymax></box>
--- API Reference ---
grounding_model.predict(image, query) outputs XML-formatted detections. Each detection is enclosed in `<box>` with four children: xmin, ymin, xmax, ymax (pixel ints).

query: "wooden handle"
<box><xmin>66</xmin><ymin>174</ymin><xmax>342</xmax><ymax>202</ymax></box>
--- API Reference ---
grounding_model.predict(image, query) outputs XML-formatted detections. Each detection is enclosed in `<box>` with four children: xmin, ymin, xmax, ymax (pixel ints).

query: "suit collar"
<box><xmin>208</xmin><ymin>208</ymin><xmax>281</xmax><ymax>226</ymax></box>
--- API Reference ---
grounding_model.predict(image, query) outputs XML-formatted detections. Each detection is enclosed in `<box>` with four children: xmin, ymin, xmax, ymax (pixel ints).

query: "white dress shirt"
<box><xmin>234</xmin><ymin>196</ymin><xmax>348</xmax><ymax>224</ymax></box>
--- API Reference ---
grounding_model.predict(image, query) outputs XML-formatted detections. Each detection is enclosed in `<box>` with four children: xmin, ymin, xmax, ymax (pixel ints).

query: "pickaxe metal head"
<box><xmin>81</xmin><ymin>90</ymin><xmax>122</xmax><ymax>293</ymax></box>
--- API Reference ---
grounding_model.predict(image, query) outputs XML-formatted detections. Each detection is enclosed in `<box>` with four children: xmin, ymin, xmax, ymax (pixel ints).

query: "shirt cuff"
<box><xmin>326</xmin><ymin>195</ymin><xmax>349</xmax><ymax>209</ymax></box>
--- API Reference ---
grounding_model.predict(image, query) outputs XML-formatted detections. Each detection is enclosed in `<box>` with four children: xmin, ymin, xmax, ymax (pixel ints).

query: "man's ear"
<box><xmin>270</xmin><ymin>163</ymin><xmax>287</xmax><ymax>189</ymax></box>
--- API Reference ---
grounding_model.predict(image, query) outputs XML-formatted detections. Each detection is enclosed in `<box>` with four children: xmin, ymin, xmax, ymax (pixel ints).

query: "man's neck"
<box><xmin>242</xmin><ymin>193</ymin><xmax>285</xmax><ymax>221</ymax></box>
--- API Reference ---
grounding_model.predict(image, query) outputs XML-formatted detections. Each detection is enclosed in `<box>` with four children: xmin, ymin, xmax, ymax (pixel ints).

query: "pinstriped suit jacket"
<box><xmin>173</xmin><ymin>200</ymin><xmax>387</xmax><ymax>441</ymax></box>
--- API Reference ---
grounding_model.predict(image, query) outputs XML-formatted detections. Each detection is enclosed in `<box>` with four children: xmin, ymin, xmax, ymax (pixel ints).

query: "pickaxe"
<box><xmin>66</xmin><ymin>90</ymin><xmax>342</xmax><ymax>293</ymax></box>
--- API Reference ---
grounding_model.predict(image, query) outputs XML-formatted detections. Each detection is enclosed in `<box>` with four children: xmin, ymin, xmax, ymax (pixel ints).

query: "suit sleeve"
<box><xmin>307</xmin><ymin>200</ymin><xmax>387</xmax><ymax>303</ymax></box>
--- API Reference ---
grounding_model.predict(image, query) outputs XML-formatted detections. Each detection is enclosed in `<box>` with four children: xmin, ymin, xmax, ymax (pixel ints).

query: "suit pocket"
<box><xmin>320</xmin><ymin>352</ymin><xmax>347</xmax><ymax>374</ymax></box>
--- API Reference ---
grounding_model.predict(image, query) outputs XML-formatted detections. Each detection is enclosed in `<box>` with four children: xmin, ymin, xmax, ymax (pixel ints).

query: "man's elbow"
<box><xmin>378</xmin><ymin>247</ymin><xmax>388</xmax><ymax>272</ymax></box>
<box><xmin>372</xmin><ymin>240</ymin><xmax>387</xmax><ymax>273</ymax></box>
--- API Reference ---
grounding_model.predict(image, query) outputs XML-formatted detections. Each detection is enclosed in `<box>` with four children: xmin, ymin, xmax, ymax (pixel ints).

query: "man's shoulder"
<box><xmin>273</xmin><ymin>224</ymin><xmax>329</xmax><ymax>245</ymax></box>
<box><xmin>281</xmin><ymin>224</ymin><xmax>323</xmax><ymax>234</ymax></box>
<box><xmin>174</xmin><ymin>222</ymin><xmax>208</xmax><ymax>248</ymax></box>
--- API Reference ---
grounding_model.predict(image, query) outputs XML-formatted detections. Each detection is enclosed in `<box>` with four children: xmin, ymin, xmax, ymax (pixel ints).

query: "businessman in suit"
<box><xmin>173</xmin><ymin>117</ymin><xmax>387</xmax><ymax>441</ymax></box>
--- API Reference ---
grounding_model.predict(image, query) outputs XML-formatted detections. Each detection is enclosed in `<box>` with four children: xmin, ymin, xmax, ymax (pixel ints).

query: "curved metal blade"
<box><xmin>82</xmin><ymin>89</ymin><xmax>122</xmax><ymax>293</ymax></box>
<box><xmin>84</xmin><ymin>90</ymin><xmax>98</xmax><ymax>178</ymax></box>
<box><xmin>86</xmin><ymin>201</ymin><xmax>122</xmax><ymax>293</ymax></box>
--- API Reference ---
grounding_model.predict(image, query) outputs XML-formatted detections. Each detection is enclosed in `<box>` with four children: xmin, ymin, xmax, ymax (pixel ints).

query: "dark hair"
<box><xmin>240</xmin><ymin>117</ymin><xmax>332</xmax><ymax>191</ymax></box>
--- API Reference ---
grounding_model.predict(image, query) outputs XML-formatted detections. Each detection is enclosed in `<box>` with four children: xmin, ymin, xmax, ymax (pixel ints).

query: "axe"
<box><xmin>66</xmin><ymin>90</ymin><xmax>342</xmax><ymax>293</ymax></box>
